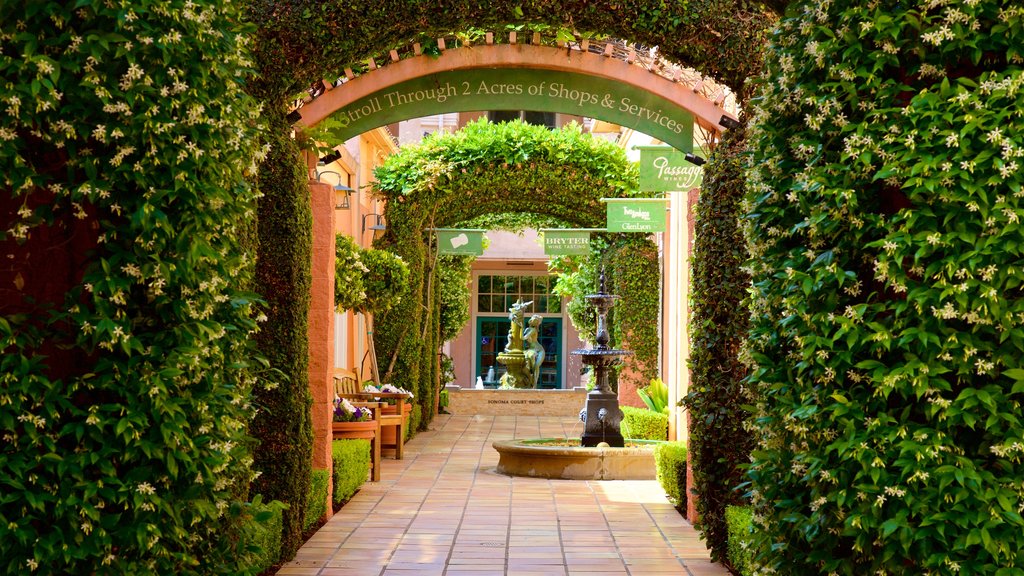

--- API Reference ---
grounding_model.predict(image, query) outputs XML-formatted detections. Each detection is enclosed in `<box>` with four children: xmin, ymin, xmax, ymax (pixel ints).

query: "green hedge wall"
<box><xmin>653</xmin><ymin>442</ymin><xmax>688</xmax><ymax>511</ymax></box>
<box><xmin>332</xmin><ymin>440</ymin><xmax>370</xmax><ymax>504</ymax></box>
<box><xmin>681</xmin><ymin>125</ymin><xmax>754</xmax><ymax>562</ymax></box>
<box><xmin>240</xmin><ymin>498</ymin><xmax>286</xmax><ymax>575</ymax></box>
<box><xmin>621</xmin><ymin>406</ymin><xmax>668</xmax><ymax>441</ymax></box>
<box><xmin>746</xmin><ymin>1</ymin><xmax>1024</xmax><ymax>573</ymax></box>
<box><xmin>250</xmin><ymin>110</ymin><xmax>313</xmax><ymax>561</ymax></box>
<box><xmin>0</xmin><ymin>1</ymin><xmax>267</xmax><ymax>573</ymax></box>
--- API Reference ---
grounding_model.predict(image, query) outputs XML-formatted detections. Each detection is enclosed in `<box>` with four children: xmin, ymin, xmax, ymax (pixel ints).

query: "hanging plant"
<box><xmin>335</xmin><ymin>234</ymin><xmax>368</xmax><ymax>312</ymax></box>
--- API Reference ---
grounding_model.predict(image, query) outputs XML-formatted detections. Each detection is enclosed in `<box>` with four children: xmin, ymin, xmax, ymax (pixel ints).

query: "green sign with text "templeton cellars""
<box><xmin>541</xmin><ymin>229</ymin><xmax>596</xmax><ymax>256</ymax></box>
<box><xmin>436</xmin><ymin>229</ymin><xmax>486</xmax><ymax>256</ymax></box>
<box><xmin>604</xmin><ymin>199</ymin><xmax>668</xmax><ymax>233</ymax></box>
<box><xmin>638</xmin><ymin>146</ymin><xmax>704</xmax><ymax>191</ymax></box>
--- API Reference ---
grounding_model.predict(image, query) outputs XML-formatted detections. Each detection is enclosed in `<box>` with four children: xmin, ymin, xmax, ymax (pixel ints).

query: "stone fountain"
<box><xmin>492</xmin><ymin>272</ymin><xmax>654</xmax><ymax>480</ymax></box>
<box><xmin>572</xmin><ymin>272</ymin><xmax>633</xmax><ymax>447</ymax></box>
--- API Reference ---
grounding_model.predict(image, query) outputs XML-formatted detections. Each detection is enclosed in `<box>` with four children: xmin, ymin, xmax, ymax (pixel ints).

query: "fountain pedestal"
<box><xmin>572</xmin><ymin>272</ymin><xmax>633</xmax><ymax>448</ymax></box>
<box><xmin>580</xmin><ymin>390</ymin><xmax>624</xmax><ymax>447</ymax></box>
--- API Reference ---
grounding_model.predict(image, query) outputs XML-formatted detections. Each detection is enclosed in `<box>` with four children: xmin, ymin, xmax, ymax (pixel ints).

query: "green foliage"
<box><xmin>373</xmin><ymin>120</ymin><xmax>641</xmax><ymax>430</ymax></box>
<box><xmin>335</xmin><ymin>234</ymin><xmax>368</xmax><ymax>312</ymax></box>
<box><xmin>248</xmin><ymin>1</ymin><xmax>776</xmax><ymax>102</ymax></box>
<box><xmin>361</xmin><ymin>247</ymin><xmax>410</xmax><ymax>316</ymax></box>
<box><xmin>303</xmin><ymin>470</ymin><xmax>329</xmax><ymax>532</ymax></box>
<box><xmin>681</xmin><ymin>126</ymin><xmax>754</xmax><ymax>562</ymax></box>
<box><xmin>550</xmin><ymin>234</ymin><xmax>662</xmax><ymax>390</ymax></box>
<box><xmin>725</xmin><ymin>506</ymin><xmax>755</xmax><ymax>576</ymax></box>
<box><xmin>622</xmin><ymin>406</ymin><xmax>668</xmax><ymax>441</ymax></box>
<box><xmin>654</xmin><ymin>442</ymin><xmax>688</xmax><ymax>510</ymax></box>
<box><xmin>240</xmin><ymin>497</ymin><xmax>287</xmax><ymax>574</ymax></box>
<box><xmin>0</xmin><ymin>0</ymin><xmax>270</xmax><ymax>573</ymax></box>
<box><xmin>335</xmin><ymin>234</ymin><xmax>410</xmax><ymax>316</ymax></box>
<box><xmin>251</xmin><ymin>111</ymin><xmax>314</xmax><ymax>561</ymax></box>
<box><xmin>638</xmin><ymin>378</ymin><xmax>670</xmax><ymax>414</ymax></box>
<box><xmin>331</xmin><ymin>440</ymin><xmax>370</xmax><ymax>504</ymax></box>
<box><xmin>438</xmin><ymin>255</ymin><xmax>474</xmax><ymax>343</ymax></box>
<box><xmin>746</xmin><ymin>1</ymin><xmax>1024</xmax><ymax>573</ymax></box>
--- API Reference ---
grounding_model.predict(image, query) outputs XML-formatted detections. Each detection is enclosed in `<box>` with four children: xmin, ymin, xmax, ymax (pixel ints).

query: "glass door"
<box><xmin>476</xmin><ymin>317</ymin><xmax>562</xmax><ymax>389</ymax></box>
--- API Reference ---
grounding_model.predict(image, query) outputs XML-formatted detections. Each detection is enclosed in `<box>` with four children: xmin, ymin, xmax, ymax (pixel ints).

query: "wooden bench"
<box><xmin>333</xmin><ymin>369</ymin><xmax>407</xmax><ymax>461</ymax></box>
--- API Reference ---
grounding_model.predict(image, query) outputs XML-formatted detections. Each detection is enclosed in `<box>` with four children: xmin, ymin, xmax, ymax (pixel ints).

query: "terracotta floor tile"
<box><xmin>287</xmin><ymin>415</ymin><xmax>727</xmax><ymax>576</ymax></box>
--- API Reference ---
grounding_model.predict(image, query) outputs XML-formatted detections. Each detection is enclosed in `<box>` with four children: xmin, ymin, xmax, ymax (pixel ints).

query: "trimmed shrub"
<box><xmin>332</xmin><ymin>440</ymin><xmax>370</xmax><ymax>504</ymax></box>
<box><xmin>622</xmin><ymin>406</ymin><xmax>668</xmax><ymax>441</ymax></box>
<box><xmin>303</xmin><ymin>470</ymin><xmax>329</xmax><ymax>532</ymax></box>
<box><xmin>241</xmin><ymin>497</ymin><xmax>287</xmax><ymax>575</ymax></box>
<box><xmin>408</xmin><ymin>404</ymin><xmax>422</xmax><ymax>441</ymax></box>
<box><xmin>725</xmin><ymin>506</ymin><xmax>754</xmax><ymax>576</ymax></box>
<box><xmin>746</xmin><ymin>1</ymin><xmax>1024</xmax><ymax>573</ymax></box>
<box><xmin>654</xmin><ymin>442</ymin><xmax>688</xmax><ymax>510</ymax></box>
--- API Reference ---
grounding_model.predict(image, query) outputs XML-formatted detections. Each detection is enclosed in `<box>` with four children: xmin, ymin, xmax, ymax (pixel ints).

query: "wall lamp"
<box><xmin>316</xmin><ymin>170</ymin><xmax>354</xmax><ymax>210</ymax></box>
<box><xmin>718</xmin><ymin>115</ymin><xmax>742</xmax><ymax>130</ymax></box>
<box><xmin>684</xmin><ymin>153</ymin><xmax>706</xmax><ymax>166</ymax></box>
<box><xmin>362</xmin><ymin>213</ymin><xmax>386</xmax><ymax>233</ymax></box>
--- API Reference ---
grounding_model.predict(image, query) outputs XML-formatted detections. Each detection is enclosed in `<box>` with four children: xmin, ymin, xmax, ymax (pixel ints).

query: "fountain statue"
<box><xmin>497</xmin><ymin>299</ymin><xmax>534</xmax><ymax>388</ymax></box>
<box><xmin>571</xmin><ymin>271</ymin><xmax>633</xmax><ymax>447</ymax></box>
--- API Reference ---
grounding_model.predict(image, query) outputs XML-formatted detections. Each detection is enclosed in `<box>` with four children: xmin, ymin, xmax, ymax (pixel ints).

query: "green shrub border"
<box><xmin>303</xmin><ymin>470</ymin><xmax>330</xmax><ymax>533</ymax></box>
<box><xmin>622</xmin><ymin>406</ymin><xmax>668</xmax><ymax>441</ymax></box>
<box><xmin>653</xmin><ymin>441</ymin><xmax>688</xmax><ymax>511</ymax></box>
<box><xmin>241</xmin><ymin>497</ymin><xmax>287</xmax><ymax>575</ymax></box>
<box><xmin>332</xmin><ymin>440</ymin><xmax>370</xmax><ymax>504</ymax></box>
<box><xmin>725</xmin><ymin>506</ymin><xmax>754</xmax><ymax>576</ymax></box>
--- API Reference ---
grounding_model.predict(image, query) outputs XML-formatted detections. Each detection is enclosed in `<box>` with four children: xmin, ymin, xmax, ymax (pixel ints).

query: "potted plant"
<box><xmin>363</xmin><ymin>384</ymin><xmax>413</xmax><ymax>445</ymax></box>
<box><xmin>331</xmin><ymin>397</ymin><xmax>376</xmax><ymax>440</ymax></box>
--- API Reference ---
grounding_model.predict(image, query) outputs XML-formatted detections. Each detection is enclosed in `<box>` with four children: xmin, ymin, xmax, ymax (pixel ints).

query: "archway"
<box><xmin>249</xmin><ymin>3</ymin><xmax>777</xmax><ymax>558</ymax></box>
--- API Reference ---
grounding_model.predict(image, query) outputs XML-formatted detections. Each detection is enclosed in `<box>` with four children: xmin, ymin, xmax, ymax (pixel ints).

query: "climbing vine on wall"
<box><xmin>746</xmin><ymin>1</ymin><xmax>1024</xmax><ymax>573</ymax></box>
<box><xmin>681</xmin><ymin>125</ymin><xmax>753</xmax><ymax>565</ymax></box>
<box><xmin>0</xmin><ymin>1</ymin><xmax>268</xmax><ymax>573</ymax></box>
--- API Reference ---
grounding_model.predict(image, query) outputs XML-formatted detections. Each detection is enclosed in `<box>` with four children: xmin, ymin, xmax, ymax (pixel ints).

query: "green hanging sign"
<box><xmin>604</xmin><ymin>198</ymin><xmax>668</xmax><ymax>233</ymax></box>
<box><xmin>638</xmin><ymin>146</ymin><xmax>704</xmax><ymax>191</ymax></box>
<box><xmin>541</xmin><ymin>229</ymin><xmax>596</xmax><ymax>256</ymax></box>
<box><xmin>435</xmin><ymin>229</ymin><xmax>486</xmax><ymax>256</ymax></box>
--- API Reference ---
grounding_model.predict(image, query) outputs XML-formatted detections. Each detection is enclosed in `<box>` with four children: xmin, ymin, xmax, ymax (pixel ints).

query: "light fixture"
<box><xmin>718</xmin><ymin>114</ymin><xmax>742</xmax><ymax>130</ymax></box>
<box><xmin>684</xmin><ymin>153</ymin><xmax>706</xmax><ymax>166</ymax></box>
<box><xmin>316</xmin><ymin>170</ymin><xmax>354</xmax><ymax>210</ymax></box>
<box><xmin>362</xmin><ymin>213</ymin><xmax>386</xmax><ymax>233</ymax></box>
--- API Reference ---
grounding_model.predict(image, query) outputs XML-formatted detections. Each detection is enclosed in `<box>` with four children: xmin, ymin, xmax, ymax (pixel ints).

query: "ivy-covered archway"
<box><xmin>245</xmin><ymin>0</ymin><xmax>779</xmax><ymax>560</ymax></box>
<box><xmin>371</xmin><ymin>119</ymin><xmax>663</xmax><ymax>429</ymax></box>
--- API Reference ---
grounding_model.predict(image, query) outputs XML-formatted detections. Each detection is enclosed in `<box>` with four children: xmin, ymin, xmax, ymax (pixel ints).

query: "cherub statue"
<box><xmin>523</xmin><ymin>315</ymin><xmax>545</xmax><ymax>388</ymax></box>
<box><xmin>503</xmin><ymin>299</ymin><xmax>532</xmax><ymax>352</ymax></box>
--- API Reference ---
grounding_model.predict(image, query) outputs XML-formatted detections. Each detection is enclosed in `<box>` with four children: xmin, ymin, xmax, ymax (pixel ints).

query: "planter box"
<box><xmin>332</xmin><ymin>420</ymin><xmax>377</xmax><ymax>440</ymax></box>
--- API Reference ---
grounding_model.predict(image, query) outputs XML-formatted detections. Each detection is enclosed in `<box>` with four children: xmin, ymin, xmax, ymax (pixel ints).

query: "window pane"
<box><xmin>546</xmin><ymin>296</ymin><xmax>561</xmax><ymax>314</ymax></box>
<box><xmin>520</xmin><ymin>276</ymin><xmax>534</xmax><ymax>294</ymax></box>
<box><xmin>478</xmin><ymin>275</ymin><xmax>491</xmax><ymax>293</ymax></box>
<box><xmin>478</xmin><ymin>293</ymin><xmax>491</xmax><ymax>312</ymax></box>
<box><xmin>489</xmin><ymin>110</ymin><xmax>519</xmax><ymax>123</ymax></box>
<box><xmin>492</xmin><ymin>295</ymin><xmax>506</xmax><ymax>312</ymax></box>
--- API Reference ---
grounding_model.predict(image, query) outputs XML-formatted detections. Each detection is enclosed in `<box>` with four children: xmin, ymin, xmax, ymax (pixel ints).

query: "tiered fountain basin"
<box><xmin>493</xmin><ymin>438</ymin><xmax>658</xmax><ymax>480</ymax></box>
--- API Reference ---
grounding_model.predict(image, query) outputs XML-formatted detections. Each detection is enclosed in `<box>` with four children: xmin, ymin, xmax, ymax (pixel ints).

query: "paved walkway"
<box><xmin>279</xmin><ymin>415</ymin><xmax>728</xmax><ymax>576</ymax></box>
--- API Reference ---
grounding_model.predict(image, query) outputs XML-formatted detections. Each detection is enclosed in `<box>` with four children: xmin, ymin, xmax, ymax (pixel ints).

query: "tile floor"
<box><xmin>279</xmin><ymin>414</ymin><xmax>728</xmax><ymax>576</ymax></box>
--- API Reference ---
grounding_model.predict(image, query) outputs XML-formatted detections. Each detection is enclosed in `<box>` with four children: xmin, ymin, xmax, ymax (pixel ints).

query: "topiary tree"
<box><xmin>746</xmin><ymin>1</ymin><xmax>1024</xmax><ymax>573</ymax></box>
<box><xmin>0</xmin><ymin>0</ymin><xmax>268</xmax><ymax>573</ymax></box>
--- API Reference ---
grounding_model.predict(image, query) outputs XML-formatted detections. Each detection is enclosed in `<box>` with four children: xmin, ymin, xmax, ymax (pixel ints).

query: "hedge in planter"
<box><xmin>746</xmin><ymin>1</ymin><xmax>1024</xmax><ymax>573</ymax></box>
<box><xmin>0</xmin><ymin>1</ymin><xmax>267</xmax><ymax>573</ymax></box>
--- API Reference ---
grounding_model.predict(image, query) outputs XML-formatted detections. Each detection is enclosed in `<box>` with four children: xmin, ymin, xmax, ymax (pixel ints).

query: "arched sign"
<box><xmin>324</xmin><ymin>68</ymin><xmax>694</xmax><ymax>152</ymax></box>
<box><xmin>297</xmin><ymin>45</ymin><xmax>738</xmax><ymax>153</ymax></box>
